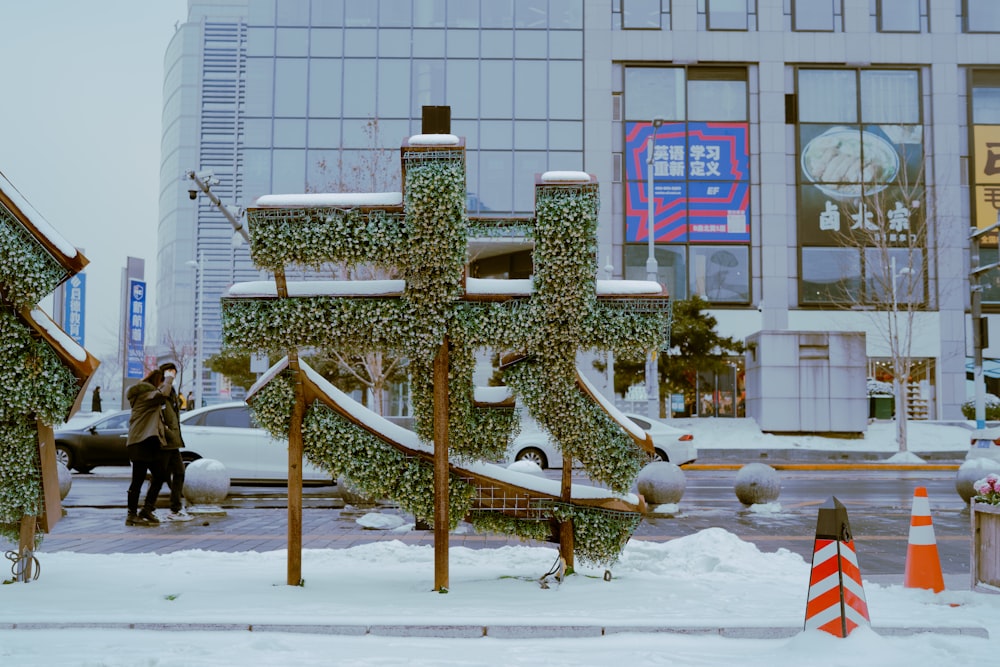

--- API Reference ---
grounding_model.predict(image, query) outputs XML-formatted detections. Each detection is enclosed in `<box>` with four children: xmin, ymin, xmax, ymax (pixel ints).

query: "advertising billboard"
<box><xmin>126</xmin><ymin>279</ymin><xmax>146</xmax><ymax>379</ymax></box>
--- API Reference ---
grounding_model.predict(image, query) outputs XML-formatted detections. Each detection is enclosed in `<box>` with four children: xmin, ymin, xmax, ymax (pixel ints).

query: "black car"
<box><xmin>53</xmin><ymin>411</ymin><xmax>133</xmax><ymax>473</ymax></box>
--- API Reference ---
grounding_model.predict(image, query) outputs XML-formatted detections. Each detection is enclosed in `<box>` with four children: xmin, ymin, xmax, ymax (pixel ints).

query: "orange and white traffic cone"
<box><xmin>904</xmin><ymin>486</ymin><xmax>944</xmax><ymax>592</ymax></box>
<box><xmin>804</xmin><ymin>496</ymin><xmax>870</xmax><ymax>637</ymax></box>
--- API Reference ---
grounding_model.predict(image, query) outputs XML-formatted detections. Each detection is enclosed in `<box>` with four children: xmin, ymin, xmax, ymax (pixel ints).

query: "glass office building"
<box><xmin>159</xmin><ymin>0</ymin><xmax>997</xmax><ymax>420</ymax></box>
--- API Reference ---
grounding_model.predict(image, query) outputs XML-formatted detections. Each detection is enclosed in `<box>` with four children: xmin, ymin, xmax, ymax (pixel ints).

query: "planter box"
<box><xmin>972</xmin><ymin>501</ymin><xmax>1000</xmax><ymax>594</ymax></box>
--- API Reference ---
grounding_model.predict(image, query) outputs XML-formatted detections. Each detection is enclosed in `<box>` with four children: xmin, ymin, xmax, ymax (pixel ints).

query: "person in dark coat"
<box><xmin>125</xmin><ymin>369</ymin><xmax>172</xmax><ymax>526</ymax></box>
<box><xmin>91</xmin><ymin>386</ymin><xmax>102</xmax><ymax>412</ymax></box>
<box><xmin>158</xmin><ymin>362</ymin><xmax>192</xmax><ymax>521</ymax></box>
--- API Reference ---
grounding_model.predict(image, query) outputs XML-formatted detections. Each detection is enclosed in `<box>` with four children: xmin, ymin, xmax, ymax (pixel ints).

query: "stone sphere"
<box><xmin>956</xmin><ymin>458</ymin><xmax>1000</xmax><ymax>503</ymax></box>
<box><xmin>183</xmin><ymin>458</ymin><xmax>230</xmax><ymax>505</ymax></box>
<box><xmin>56</xmin><ymin>462</ymin><xmax>72</xmax><ymax>500</ymax></box>
<box><xmin>636</xmin><ymin>461</ymin><xmax>686</xmax><ymax>505</ymax></box>
<box><xmin>734</xmin><ymin>463</ymin><xmax>781</xmax><ymax>506</ymax></box>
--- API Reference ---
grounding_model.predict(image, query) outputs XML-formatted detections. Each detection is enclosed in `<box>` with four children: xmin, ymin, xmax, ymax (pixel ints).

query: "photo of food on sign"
<box><xmin>797</xmin><ymin>124</ymin><xmax>924</xmax><ymax>246</ymax></box>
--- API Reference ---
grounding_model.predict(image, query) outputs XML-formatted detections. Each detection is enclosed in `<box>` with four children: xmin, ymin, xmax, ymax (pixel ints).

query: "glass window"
<box><xmin>625</xmin><ymin>245</ymin><xmax>688</xmax><ymax>299</ymax></box>
<box><xmin>549</xmin><ymin>121</ymin><xmax>583</xmax><ymax>150</ymax></box>
<box><xmin>411</xmin><ymin>60</ymin><xmax>445</xmax><ymax>116</ymax></box>
<box><xmin>275</xmin><ymin>0</ymin><xmax>309</xmax><ymax>26</ymax></box>
<box><xmin>447</xmin><ymin>60</ymin><xmax>480</xmax><ymax>118</ymax></box>
<box><xmin>413</xmin><ymin>29</ymin><xmax>446</xmax><ymax>57</ymax></box>
<box><xmin>515</xmin><ymin>0</ymin><xmax>548</xmax><ymax>28</ymax></box>
<box><xmin>550</xmin><ymin>0</ymin><xmax>584</xmax><ymax>28</ymax></box>
<box><xmin>273</xmin><ymin>118</ymin><xmax>306</xmax><ymax>147</ymax></box>
<box><xmin>515</xmin><ymin>121</ymin><xmax>548</xmax><ymax>149</ymax></box>
<box><xmin>482</xmin><ymin>30</ymin><xmax>514</xmax><ymax>58</ymax></box>
<box><xmin>688</xmin><ymin>72</ymin><xmax>747</xmax><ymax>121</ymax></box>
<box><xmin>549</xmin><ymin>31</ymin><xmax>583</xmax><ymax>59</ymax></box>
<box><xmin>245</xmin><ymin>59</ymin><xmax>275</xmax><ymax>117</ymax></box>
<box><xmin>514</xmin><ymin>30</ymin><xmax>548</xmax><ymax>58</ymax></box>
<box><xmin>625</xmin><ymin>67</ymin><xmax>685</xmax><ymax>121</ymax></box>
<box><xmin>877</xmin><ymin>0</ymin><xmax>920</xmax><ymax>32</ymax></box>
<box><xmin>793</xmin><ymin>0</ymin><xmax>835</xmax><ymax>31</ymax></box>
<box><xmin>309</xmin><ymin>29</ymin><xmax>343</xmax><ymax>57</ymax></box>
<box><xmin>447</xmin><ymin>30</ymin><xmax>479</xmax><ymax>57</ymax></box>
<box><xmin>244</xmin><ymin>118</ymin><xmax>272</xmax><ymax>148</ymax></box>
<box><xmin>273</xmin><ymin>59</ymin><xmax>308</xmax><ymax>117</ymax></box>
<box><xmin>448</xmin><ymin>0</ymin><xmax>479</xmax><ymax>27</ymax></box>
<box><xmin>379</xmin><ymin>0</ymin><xmax>412</xmax><ymax>27</ymax></box>
<box><xmin>801</xmin><ymin>247</ymin><xmax>861</xmax><ymax>303</ymax></box>
<box><xmin>342</xmin><ymin>60</ymin><xmax>376</xmax><ymax>117</ymax></box>
<box><xmin>479</xmin><ymin>151</ymin><xmax>514</xmax><ymax>212</ymax></box>
<box><xmin>707</xmin><ymin>0</ymin><xmax>748</xmax><ymax>30</ymax></box>
<box><xmin>378</xmin><ymin>29</ymin><xmax>412</xmax><ymax>58</ymax></box>
<box><xmin>308</xmin><ymin>59</ymin><xmax>342</xmax><ymax>117</ymax></box>
<box><xmin>864</xmin><ymin>248</ymin><xmax>924</xmax><ymax>305</ymax></box>
<box><xmin>272</xmin><ymin>149</ymin><xmax>307</xmax><ymax>193</ymax></box>
<box><xmin>246</xmin><ymin>27</ymin><xmax>275</xmax><ymax>57</ymax></box>
<box><xmin>275</xmin><ymin>28</ymin><xmax>308</xmax><ymax>56</ymax></box>
<box><xmin>311</xmin><ymin>0</ymin><xmax>343</xmax><ymax>27</ymax></box>
<box><xmin>481</xmin><ymin>0</ymin><xmax>514</xmax><ymax>27</ymax></box>
<box><xmin>344</xmin><ymin>28</ymin><xmax>377</xmax><ymax>57</ymax></box>
<box><xmin>860</xmin><ymin>70</ymin><xmax>920</xmax><ymax>123</ymax></box>
<box><xmin>515</xmin><ymin>61</ymin><xmax>547</xmax><ymax>119</ymax></box>
<box><xmin>972</xmin><ymin>71</ymin><xmax>1000</xmax><ymax>124</ymax></box>
<box><xmin>623</xmin><ymin>0</ymin><xmax>662</xmax><ymax>28</ymax></box>
<box><xmin>378</xmin><ymin>60</ymin><xmax>411</xmax><ymax>118</ymax></box>
<box><xmin>548</xmin><ymin>61</ymin><xmax>582</xmax><ymax>119</ymax></box>
<box><xmin>797</xmin><ymin>70</ymin><xmax>857</xmax><ymax>123</ymax></box>
<box><xmin>344</xmin><ymin>1</ymin><xmax>378</xmax><ymax>26</ymax></box>
<box><xmin>514</xmin><ymin>152</ymin><xmax>548</xmax><ymax>211</ymax></box>
<box><xmin>481</xmin><ymin>61</ymin><xmax>514</xmax><ymax>118</ymax></box>
<box><xmin>690</xmin><ymin>246</ymin><xmax>749</xmax><ymax>302</ymax></box>
<box><xmin>967</xmin><ymin>0</ymin><xmax>1000</xmax><ymax>33</ymax></box>
<box><xmin>479</xmin><ymin>120</ymin><xmax>514</xmax><ymax>150</ymax></box>
<box><xmin>307</xmin><ymin>120</ymin><xmax>340</xmax><ymax>150</ymax></box>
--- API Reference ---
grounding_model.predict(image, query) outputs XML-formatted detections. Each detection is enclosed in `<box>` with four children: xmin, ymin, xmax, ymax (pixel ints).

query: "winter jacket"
<box><xmin>126</xmin><ymin>378</ymin><xmax>173</xmax><ymax>447</ymax></box>
<box><xmin>160</xmin><ymin>388</ymin><xmax>185</xmax><ymax>450</ymax></box>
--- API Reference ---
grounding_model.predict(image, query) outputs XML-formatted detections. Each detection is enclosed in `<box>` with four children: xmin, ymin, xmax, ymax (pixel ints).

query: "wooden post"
<box><xmin>433</xmin><ymin>337</ymin><xmax>450</xmax><ymax>591</ymax></box>
<box><xmin>16</xmin><ymin>516</ymin><xmax>35</xmax><ymax>582</ymax></box>
<box><xmin>559</xmin><ymin>456</ymin><xmax>574</xmax><ymax>569</ymax></box>
<box><xmin>275</xmin><ymin>267</ymin><xmax>304</xmax><ymax>586</ymax></box>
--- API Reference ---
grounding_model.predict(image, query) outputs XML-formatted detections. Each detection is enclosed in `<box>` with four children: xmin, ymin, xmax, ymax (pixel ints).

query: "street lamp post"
<box><xmin>186</xmin><ymin>253</ymin><xmax>203</xmax><ymax>409</ymax></box>
<box><xmin>970</xmin><ymin>218</ymin><xmax>1000</xmax><ymax>429</ymax></box>
<box><xmin>645</xmin><ymin>117</ymin><xmax>665</xmax><ymax>418</ymax></box>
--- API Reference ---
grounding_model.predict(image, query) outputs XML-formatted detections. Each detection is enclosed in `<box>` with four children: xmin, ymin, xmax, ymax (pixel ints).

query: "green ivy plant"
<box><xmin>0</xmin><ymin>420</ymin><xmax>43</xmax><ymax>545</ymax></box>
<box><xmin>0</xmin><ymin>209</ymin><xmax>69</xmax><ymax>311</ymax></box>
<box><xmin>228</xmin><ymin>147</ymin><xmax>670</xmax><ymax>567</ymax></box>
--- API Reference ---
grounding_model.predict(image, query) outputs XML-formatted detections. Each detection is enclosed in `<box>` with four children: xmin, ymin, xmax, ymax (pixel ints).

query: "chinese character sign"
<box><xmin>797</xmin><ymin>124</ymin><xmax>924</xmax><ymax>246</ymax></box>
<box><xmin>63</xmin><ymin>273</ymin><xmax>85</xmax><ymax>347</ymax></box>
<box><xmin>625</xmin><ymin>121</ymin><xmax>750</xmax><ymax>243</ymax></box>
<box><xmin>973</xmin><ymin>125</ymin><xmax>1000</xmax><ymax>238</ymax></box>
<box><xmin>126</xmin><ymin>279</ymin><xmax>146</xmax><ymax>379</ymax></box>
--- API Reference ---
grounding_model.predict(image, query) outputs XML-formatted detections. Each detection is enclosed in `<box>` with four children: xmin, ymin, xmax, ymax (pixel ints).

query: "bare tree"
<box><xmin>305</xmin><ymin>118</ymin><xmax>407</xmax><ymax>416</ymax></box>
<box><xmin>803</xmin><ymin>128</ymin><xmax>927</xmax><ymax>451</ymax></box>
<box><xmin>161</xmin><ymin>328</ymin><xmax>196</xmax><ymax>394</ymax></box>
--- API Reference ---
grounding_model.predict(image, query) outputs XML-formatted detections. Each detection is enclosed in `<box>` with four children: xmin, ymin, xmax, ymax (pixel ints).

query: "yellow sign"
<box><xmin>973</xmin><ymin>126</ymin><xmax>1000</xmax><ymax>234</ymax></box>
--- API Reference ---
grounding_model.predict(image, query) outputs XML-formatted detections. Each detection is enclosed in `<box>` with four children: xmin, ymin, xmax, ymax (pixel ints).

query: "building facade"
<box><xmin>159</xmin><ymin>0</ymin><xmax>1000</xmax><ymax>421</ymax></box>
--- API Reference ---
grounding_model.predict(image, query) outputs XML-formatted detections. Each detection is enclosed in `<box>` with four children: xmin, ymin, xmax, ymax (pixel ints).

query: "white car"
<box><xmin>507</xmin><ymin>413</ymin><xmax>697</xmax><ymax>469</ymax></box>
<box><xmin>180</xmin><ymin>402</ymin><xmax>333</xmax><ymax>484</ymax></box>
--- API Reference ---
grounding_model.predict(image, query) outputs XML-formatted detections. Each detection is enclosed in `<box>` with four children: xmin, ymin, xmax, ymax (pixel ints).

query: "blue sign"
<box><xmin>126</xmin><ymin>279</ymin><xmax>146</xmax><ymax>379</ymax></box>
<box><xmin>64</xmin><ymin>273</ymin><xmax>85</xmax><ymax>347</ymax></box>
<box><xmin>625</xmin><ymin>121</ymin><xmax>750</xmax><ymax>243</ymax></box>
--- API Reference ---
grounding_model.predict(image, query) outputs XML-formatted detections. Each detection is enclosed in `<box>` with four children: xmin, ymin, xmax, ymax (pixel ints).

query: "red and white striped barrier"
<box><xmin>804</xmin><ymin>496</ymin><xmax>870</xmax><ymax>637</ymax></box>
<box><xmin>904</xmin><ymin>486</ymin><xmax>944</xmax><ymax>592</ymax></box>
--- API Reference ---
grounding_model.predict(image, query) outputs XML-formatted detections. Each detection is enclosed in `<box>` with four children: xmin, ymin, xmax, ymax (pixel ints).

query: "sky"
<box><xmin>0</xmin><ymin>1</ymin><xmax>188</xmax><ymax>359</ymax></box>
<box><xmin>2</xmin><ymin>417</ymin><xmax>998</xmax><ymax>665</ymax></box>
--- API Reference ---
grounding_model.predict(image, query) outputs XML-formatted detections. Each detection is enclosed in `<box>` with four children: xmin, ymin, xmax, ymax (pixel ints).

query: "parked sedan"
<box><xmin>53</xmin><ymin>402</ymin><xmax>333</xmax><ymax>484</ymax></box>
<box><xmin>54</xmin><ymin>410</ymin><xmax>132</xmax><ymax>473</ymax></box>
<box><xmin>180</xmin><ymin>402</ymin><xmax>333</xmax><ymax>483</ymax></box>
<box><xmin>507</xmin><ymin>414</ymin><xmax>697</xmax><ymax>469</ymax></box>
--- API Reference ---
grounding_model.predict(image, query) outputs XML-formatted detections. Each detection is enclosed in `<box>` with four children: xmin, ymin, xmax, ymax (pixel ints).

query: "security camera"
<box><xmin>188</xmin><ymin>186</ymin><xmax>199</xmax><ymax>200</ymax></box>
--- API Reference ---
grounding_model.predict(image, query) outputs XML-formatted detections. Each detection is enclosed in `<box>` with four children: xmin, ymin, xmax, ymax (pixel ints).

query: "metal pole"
<box><xmin>972</xmin><ymin>226</ymin><xmax>987</xmax><ymax>429</ymax></box>
<box><xmin>186</xmin><ymin>253</ymin><xmax>204</xmax><ymax>410</ymax></box>
<box><xmin>186</xmin><ymin>170</ymin><xmax>250</xmax><ymax>243</ymax></box>
<box><xmin>645</xmin><ymin>117</ymin><xmax>664</xmax><ymax>419</ymax></box>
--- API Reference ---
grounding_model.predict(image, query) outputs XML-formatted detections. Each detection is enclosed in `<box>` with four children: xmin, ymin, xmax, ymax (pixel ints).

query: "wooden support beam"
<box><xmin>559</xmin><ymin>456</ymin><xmax>574</xmax><ymax>570</ymax></box>
<box><xmin>17</xmin><ymin>516</ymin><xmax>35</xmax><ymax>582</ymax></box>
<box><xmin>433</xmin><ymin>337</ymin><xmax>450</xmax><ymax>592</ymax></box>
<box><xmin>275</xmin><ymin>267</ymin><xmax>304</xmax><ymax>586</ymax></box>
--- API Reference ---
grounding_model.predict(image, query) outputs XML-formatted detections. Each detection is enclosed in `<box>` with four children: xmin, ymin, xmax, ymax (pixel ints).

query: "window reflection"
<box><xmin>877</xmin><ymin>0</ymin><xmax>920</xmax><ymax>32</ymax></box>
<box><xmin>689</xmin><ymin>247</ymin><xmax>749</xmax><ymax>302</ymax></box>
<box><xmin>801</xmin><ymin>247</ymin><xmax>861</xmax><ymax>303</ymax></box>
<box><xmin>623</xmin><ymin>0</ymin><xmax>661</xmax><ymax>28</ymax></box>
<box><xmin>967</xmin><ymin>0</ymin><xmax>1000</xmax><ymax>33</ymax></box>
<box><xmin>707</xmin><ymin>0</ymin><xmax>748</xmax><ymax>30</ymax></box>
<box><xmin>792</xmin><ymin>0</ymin><xmax>835</xmax><ymax>31</ymax></box>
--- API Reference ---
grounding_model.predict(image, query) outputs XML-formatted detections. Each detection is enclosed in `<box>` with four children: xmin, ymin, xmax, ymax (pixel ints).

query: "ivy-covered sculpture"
<box><xmin>222</xmin><ymin>131</ymin><xmax>670</xmax><ymax>582</ymax></box>
<box><xmin>0</xmin><ymin>172</ymin><xmax>100</xmax><ymax>580</ymax></box>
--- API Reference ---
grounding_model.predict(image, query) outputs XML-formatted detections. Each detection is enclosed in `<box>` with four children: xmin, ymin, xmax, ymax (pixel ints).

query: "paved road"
<box><xmin>3</xmin><ymin>466</ymin><xmax>970</xmax><ymax>581</ymax></box>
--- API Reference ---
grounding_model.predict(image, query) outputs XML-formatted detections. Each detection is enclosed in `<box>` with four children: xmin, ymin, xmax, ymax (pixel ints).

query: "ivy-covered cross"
<box><xmin>223</xmin><ymin>129</ymin><xmax>670</xmax><ymax>589</ymax></box>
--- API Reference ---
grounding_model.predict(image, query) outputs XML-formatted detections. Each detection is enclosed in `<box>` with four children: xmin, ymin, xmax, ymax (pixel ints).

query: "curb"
<box><xmin>0</xmin><ymin>622</ymin><xmax>987</xmax><ymax>639</ymax></box>
<box><xmin>685</xmin><ymin>463</ymin><xmax>961</xmax><ymax>471</ymax></box>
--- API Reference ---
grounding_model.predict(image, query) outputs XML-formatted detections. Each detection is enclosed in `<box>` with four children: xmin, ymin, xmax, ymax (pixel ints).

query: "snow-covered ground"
<box><xmin>2</xmin><ymin>416</ymin><xmax>997</xmax><ymax>666</ymax></box>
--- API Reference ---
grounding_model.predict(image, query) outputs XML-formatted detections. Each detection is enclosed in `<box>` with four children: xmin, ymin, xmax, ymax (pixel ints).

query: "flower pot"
<box><xmin>971</xmin><ymin>501</ymin><xmax>1000</xmax><ymax>593</ymax></box>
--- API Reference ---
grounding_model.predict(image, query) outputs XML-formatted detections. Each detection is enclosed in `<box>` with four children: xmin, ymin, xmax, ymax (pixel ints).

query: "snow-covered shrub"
<box><xmin>866</xmin><ymin>378</ymin><xmax>894</xmax><ymax>396</ymax></box>
<box><xmin>961</xmin><ymin>394</ymin><xmax>1000</xmax><ymax>420</ymax></box>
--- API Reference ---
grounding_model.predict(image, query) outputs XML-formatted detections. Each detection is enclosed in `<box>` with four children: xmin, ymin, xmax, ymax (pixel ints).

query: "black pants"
<box><xmin>160</xmin><ymin>449</ymin><xmax>186</xmax><ymax>513</ymax></box>
<box><xmin>127</xmin><ymin>438</ymin><xmax>166</xmax><ymax>514</ymax></box>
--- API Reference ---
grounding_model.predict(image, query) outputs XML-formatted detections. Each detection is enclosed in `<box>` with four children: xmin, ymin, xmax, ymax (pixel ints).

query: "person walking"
<box><xmin>91</xmin><ymin>386</ymin><xmax>102</xmax><ymax>413</ymax></box>
<box><xmin>159</xmin><ymin>362</ymin><xmax>192</xmax><ymax>521</ymax></box>
<box><xmin>186</xmin><ymin>391</ymin><xmax>195</xmax><ymax>411</ymax></box>
<box><xmin>125</xmin><ymin>369</ymin><xmax>172</xmax><ymax>526</ymax></box>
